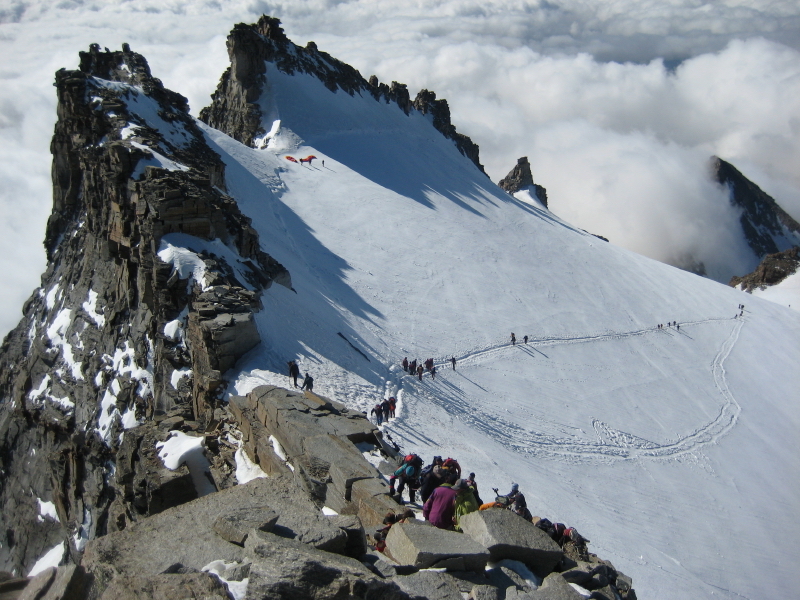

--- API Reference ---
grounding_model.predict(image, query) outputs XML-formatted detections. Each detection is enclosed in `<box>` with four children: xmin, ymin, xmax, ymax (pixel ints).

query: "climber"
<box><xmin>300</xmin><ymin>373</ymin><xmax>314</xmax><ymax>392</ymax></box>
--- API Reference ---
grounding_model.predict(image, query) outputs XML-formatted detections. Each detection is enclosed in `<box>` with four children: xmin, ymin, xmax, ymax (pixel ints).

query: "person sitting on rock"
<box><xmin>505</xmin><ymin>483</ymin><xmax>532</xmax><ymax>521</ymax></box>
<box><xmin>374</xmin><ymin>512</ymin><xmax>397</xmax><ymax>552</ymax></box>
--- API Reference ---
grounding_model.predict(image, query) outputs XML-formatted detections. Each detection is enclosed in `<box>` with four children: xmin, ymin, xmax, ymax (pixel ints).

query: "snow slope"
<box><xmin>188</xmin><ymin>64</ymin><xmax>799</xmax><ymax>600</ymax></box>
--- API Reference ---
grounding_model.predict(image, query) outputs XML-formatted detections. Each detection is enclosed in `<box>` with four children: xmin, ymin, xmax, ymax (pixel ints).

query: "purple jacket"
<box><xmin>423</xmin><ymin>484</ymin><xmax>458</xmax><ymax>529</ymax></box>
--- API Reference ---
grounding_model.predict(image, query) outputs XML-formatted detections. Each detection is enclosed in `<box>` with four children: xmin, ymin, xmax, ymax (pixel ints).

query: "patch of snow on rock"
<box><xmin>156</xmin><ymin>431</ymin><xmax>216</xmax><ymax>497</ymax></box>
<box><xmin>27</xmin><ymin>541</ymin><xmax>65</xmax><ymax>577</ymax></box>
<box><xmin>234</xmin><ymin>446</ymin><xmax>268</xmax><ymax>484</ymax></box>
<box><xmin>37</xmin><ymin>499</ymin><xmax>59</xmax><ymax>523</ymax></box>
<box><xmin>82</xmin><ymin>289</ymin><xmax>106</xmax><ymax>327</ymax></box>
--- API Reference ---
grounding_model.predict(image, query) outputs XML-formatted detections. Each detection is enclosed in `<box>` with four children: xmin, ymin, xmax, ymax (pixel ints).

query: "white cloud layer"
<box><xmin>0</xmin><ymin>0</ymin><xmax>799</xmax><ymax>334</ymax></box>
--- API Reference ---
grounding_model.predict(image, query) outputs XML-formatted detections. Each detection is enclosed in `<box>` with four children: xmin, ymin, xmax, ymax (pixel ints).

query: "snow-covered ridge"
<box><xmin>199</xmin><ymin>15</ymin><xmax>484</xmax><ymax>172</ymax></box>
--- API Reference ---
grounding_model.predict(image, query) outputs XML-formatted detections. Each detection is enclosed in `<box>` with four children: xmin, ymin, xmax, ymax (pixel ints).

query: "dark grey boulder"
<box><xmin>244</xmin><ymin>529</ymin><xmax>410</xmax><ymax>599</ymax></box>
<box><xmin>529</xmin><ymin>573</ymin><xmax>585</xmax><ymax>600</ymax></box>
<box><xmin>16</xmin><ymin>567</ymin><xmax>56</xmax><ymax>600</ymax></box>
<box><xmin>81</xmin><ymin>475</ymin><xmax>337</xmax><ymax>594</ymax></box>
<box><xmin>459</xmin><ymin>510</ymin><xmax>562</xmax><ymax>575</ymax></box>
<box><xmin>394</xmin><ymin>570</ymin><xmax>465</xmax><ymax>600</ymax></box>
<box><xmin>468</xmin><ymin>584</ymin><xmax>503</xmax><ymax>600</ymax></box>
<box><xmin>328</xmin><ymin>514</ymin><xmax>368</xmax><ymax>558</ymax></box>
<box><xmin>385</xmin><ymin>521</ymin><xmax>489</xmax><ymax>571</ymax></box>
<box><xmin>212</xmin><ymin>507</ymin><xmax>278</xmax><ymax>545</ymax></box>
<box><xmin>98</xmin><ymin>572</ymin><xmax>231</xmax><ymax>600</ymax></box>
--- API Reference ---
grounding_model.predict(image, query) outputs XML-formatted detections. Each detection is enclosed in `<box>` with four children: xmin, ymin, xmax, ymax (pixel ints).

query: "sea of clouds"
<box><xmin>1</xmin><ymin>0</ymin><xmax>799</xmax><ymax>335</ymax></box>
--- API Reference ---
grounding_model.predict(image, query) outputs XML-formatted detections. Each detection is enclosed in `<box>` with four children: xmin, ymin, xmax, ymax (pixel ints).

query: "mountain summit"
<box><xmin>0</xmin><ymin>16</ymin><xmax>798</xmax><ymax>600</ymax></box>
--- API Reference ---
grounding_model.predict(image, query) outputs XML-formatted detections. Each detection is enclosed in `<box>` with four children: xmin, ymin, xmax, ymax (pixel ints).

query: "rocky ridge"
<box><xmin>498</xmin><ymin>157</ymin><xmax>548</xmax><ymax>209</ymax></box>
<box><xmin>198</xmin><ymin>15</ymin><xmax>485</xmax><ymax>174</ymax></box>
<box><xmin>0</xmin><ymin>384</ymin><xmax>636</xmax><ymax>599</ymax></box>
<box><xmin>712</xmin><ymin>156</ymin><xmax>800</xmax><ymax>259</ymax></box>
<box><xmin>729</xmin><ymin>246</ymin><xmax>800</xmax><ymax>292</ymax></box>
<box><xmin>0</xmin><ymin>43</ymin><xmax>289</xmax><ymax>574</ymax></box>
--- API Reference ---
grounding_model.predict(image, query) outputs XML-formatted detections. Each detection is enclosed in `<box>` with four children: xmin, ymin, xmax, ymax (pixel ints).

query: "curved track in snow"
<box><xmin>386</xmin><ymin>317</ymin><xmax>743</xmax><ymax>463</ymax></box>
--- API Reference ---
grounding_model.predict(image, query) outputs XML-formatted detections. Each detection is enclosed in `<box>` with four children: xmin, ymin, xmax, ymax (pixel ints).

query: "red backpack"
<box><xmin>442</xmin><ymin>458</ymin><xmax>461</xmax><ymax>475</ymax></box>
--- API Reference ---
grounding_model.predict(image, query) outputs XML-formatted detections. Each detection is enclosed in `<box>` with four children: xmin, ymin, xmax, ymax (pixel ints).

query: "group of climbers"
<box><xmin>370</xmin><ymin>397</ymin><xmax>397</xmax><ymax>425</ymax></box>
<box><xmin>287</xmin><ymin>361</ymin><xmax>314</xmax><ymax>392</ymax></box>
<box><xmin>386</xmin><ymin>454</ymin><xmax>484</xmax><ymax>532</ymax></box>
<box><xmin>379</xmin><ymin>452</ymin><xmax>590</xmax><ymax>559</ymax></box>
<box><xmin>402</xmin><ymin>357</ymin><xmax>437</xmax><ymax>380</ymax></box>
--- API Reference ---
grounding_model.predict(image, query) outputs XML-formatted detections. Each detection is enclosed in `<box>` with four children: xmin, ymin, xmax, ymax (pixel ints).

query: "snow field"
<box><xmin>190</xmin><ymin>62</ymin><xmax>800</xmax><ymax>599</ymax></box>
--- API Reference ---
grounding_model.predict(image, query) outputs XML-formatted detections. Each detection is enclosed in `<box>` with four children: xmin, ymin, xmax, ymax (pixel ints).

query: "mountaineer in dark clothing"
<box><xmin>288</xmin><ymin>360</ymin><xmax>300</xmax><ymax>388</ymax></box>
<box><xmin>381</xmin><ymin>399</ymin><xmax>391</xmax><ymax>422</ymax></box>
<box><xmin>371</xmin><ymin>404</ymin><xmax>383</xmax><ymax>425</ymax></box>
<box><xmin>300</xmin><ymin>373</ymin><xmax>314</xmax><ymax>392</ymax></box>
<box><xmin>419</xmin><ymin>456</ymin><xmax>445</xmax><ymax>502</ymax></box>
<box><xmin>451</xmin><ymin>356</ymin><xmax>456</xmax><ymax>370</ymax></box>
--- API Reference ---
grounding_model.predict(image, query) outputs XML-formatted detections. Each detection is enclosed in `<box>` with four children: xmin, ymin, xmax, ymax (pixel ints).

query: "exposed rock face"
<box><xmin>712</xmin><ymin>156</ymin><xmax>800</xmax><ymax>258</ymax></box>
<box><xmin>199</xmin><ymin>15</ymin><xmax>486</xmax><ymax>173</ymax></box>
<box><xmin>498</xmin><ymin>157</ymin><xmax>548</xmax><ymax>208</ymax></box>
<box><xmin>729</xmin><ymin>246</ymin><xmax>800</xmax><ymax>292</ymax></box>
<box><xmin>0</xmin><ymin>43</ymin><xmax>289</xmax><ymax>574</ymax></box>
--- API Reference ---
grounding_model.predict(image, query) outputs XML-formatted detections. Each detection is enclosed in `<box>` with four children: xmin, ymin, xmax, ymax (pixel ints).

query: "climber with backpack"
<box><xmin>370</xmin><ymin>403</ymin><xmax>383</xmax><ymax>425</ymax></box>
<box><xmin>419</xmin><ymin>456</ymin><xmax>444</xmax><ymax>503</ymax></box>
<box><xmin>389</xmin><ymin>454</ymin><xmax>424</xmax><ymax>504</ymax></box>
<box><xmin>442</xmin><ymin>457</ymin><xmax>461</xmax><ymax>478</ymax></box>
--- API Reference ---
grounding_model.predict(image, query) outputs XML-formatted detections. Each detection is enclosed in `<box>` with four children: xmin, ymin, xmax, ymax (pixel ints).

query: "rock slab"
<box><xmin>385</xmin><ymin>521</ymin><xmax>489</xmax><ymax>571</ymax></box>
<box><xmin>459</xmin><ymin>510</ymin><xmax>563</xmax><ymax>575</ymax></box>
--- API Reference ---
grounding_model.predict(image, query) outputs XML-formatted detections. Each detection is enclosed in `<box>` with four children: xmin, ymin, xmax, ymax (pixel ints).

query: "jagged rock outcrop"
<box><xmin>199</xmin><ymin>15</ymin><xmax>486</xmax><ymax>173</ymax></box>
<box><xmin>729</xmin><ymin>246</ymin><xmax>800</xmax><ymax>292</ymax></box>
<box><xmin>712</xmin><ymin>156</ymin><xmax>800</xmax><ymax>258</ymax></box>
<box><xmin>498</xmin><ymin>157</ymin><xmax>548</xmax><ymax>208</ymax></box>
<box><xmin>412</xmin><ymin>90</ymin><xmax>485</xmax><ymax>175</ymax></box>
<box><xmin>0</xmin><ymin>43</ymin><xmax>289</xmax><ymax>575</ymax></box>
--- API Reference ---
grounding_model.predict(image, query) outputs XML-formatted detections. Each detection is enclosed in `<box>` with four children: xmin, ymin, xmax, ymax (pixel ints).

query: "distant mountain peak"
<box><xmin>711</xmin><ymin>156</ymin><xmax>800</xmax><ymax>258</ymax></box>
<box><xmin>199</xmin><ymin>15</ymin><xmax>485</xmax><ymax>173</ymax></box>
